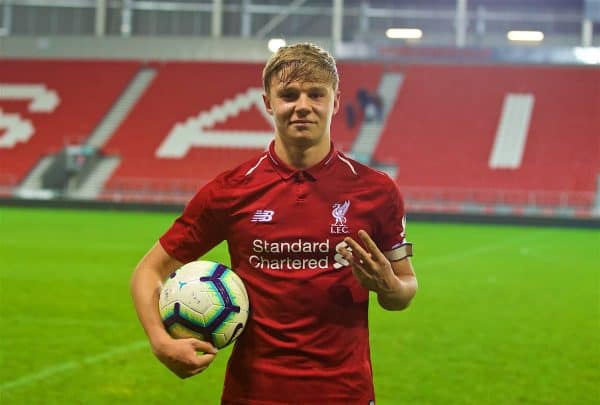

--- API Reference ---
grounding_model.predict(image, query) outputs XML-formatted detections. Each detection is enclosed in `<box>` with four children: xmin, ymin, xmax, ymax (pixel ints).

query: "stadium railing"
<box><xmin>95</xmin><ymin>179</ymin><xmax>598</xmax><ymax>218</ymax></box>
<box><xmin>3</xmin><ymin>177</ymin><xmax>596</xmax><ymax>218</ymax></box>
<box><xmin>401</xmin><ymin>186</ymin><xmax>597</xmax><ymax>218</ymax></box>
<box><xmin>99</xmin><ymin>177</ymin><xmax>207</xmax><ymax>204</ymax></box>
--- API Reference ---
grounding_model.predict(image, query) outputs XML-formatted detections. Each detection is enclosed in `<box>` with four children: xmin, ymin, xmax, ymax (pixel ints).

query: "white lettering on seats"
<box><xmin>156</xmin><ymin>88</ymin><xmax>273</xmax><ymax>158</ymax></box>
<box><xmin>488</xmin><ymin>93</ymin><xmax>535</xmax><ymax>169</ymax></box>
<box><xmin>0</xmin><ymin>84</ymin><xmax>60</xmax><ymax>148</ymax></box>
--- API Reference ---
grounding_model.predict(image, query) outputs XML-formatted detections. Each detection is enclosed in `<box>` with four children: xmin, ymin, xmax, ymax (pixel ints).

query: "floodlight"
<box><xmin>268</xmin><ymin>38</ymin><xmax>286</xmax><ymax>53</ymax></box>
<box><xmin>574</xmin><ymin>47</ymin><xmax>600</xmax><ymax>65</ymax></box>
<box><xmin>386</xmin><ymin>28</ymin><xmax>423</xmax><ymax>39</ymax></box>
<box><xmin>507</xmin><ymin>30</ymin><xmax>544</xmax><ymax>42</ymax></box>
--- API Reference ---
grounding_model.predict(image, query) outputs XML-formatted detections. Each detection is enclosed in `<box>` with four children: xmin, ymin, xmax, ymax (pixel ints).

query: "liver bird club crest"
<box><xmin>330</xmin><ymin>200</ymin><xmax>350</xmax><ymax>234</ymax></box>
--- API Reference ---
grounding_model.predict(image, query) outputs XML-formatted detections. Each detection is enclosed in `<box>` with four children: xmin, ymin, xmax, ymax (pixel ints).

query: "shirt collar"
<box><xmin>267</xmin><ymin>140</ymin><xmax>337</xmax><ymax>180</ymax></box>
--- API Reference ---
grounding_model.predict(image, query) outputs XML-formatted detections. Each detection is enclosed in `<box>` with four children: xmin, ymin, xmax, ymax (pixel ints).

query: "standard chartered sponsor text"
<box><xmin>250</xmin><ymin>238</ymin><xmax>331</xmax><ymax>270</ymax></box>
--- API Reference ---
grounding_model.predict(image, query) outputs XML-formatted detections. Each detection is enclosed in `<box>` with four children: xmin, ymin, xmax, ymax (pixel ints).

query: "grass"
<box><xmin>0</xmin><ymin>207</ymin><xmax>598</xmax><ymax>404</ymax></box>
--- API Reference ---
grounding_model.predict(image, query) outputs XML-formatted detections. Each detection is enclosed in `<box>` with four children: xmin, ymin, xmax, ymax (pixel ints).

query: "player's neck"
<box><xmin>274</xmin><ymin>137</ymin><xmax>331</xmax><ymax>170</ymax></box>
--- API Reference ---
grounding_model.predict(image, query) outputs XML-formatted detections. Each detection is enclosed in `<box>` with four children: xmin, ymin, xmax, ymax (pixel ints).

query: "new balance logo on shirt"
<box><xmin>251</xmin><ymin>210</ymin><xmax>274</xmax><ymax>222</ymax></box>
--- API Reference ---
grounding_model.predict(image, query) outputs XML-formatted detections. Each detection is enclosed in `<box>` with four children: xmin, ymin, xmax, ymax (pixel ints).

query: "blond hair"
<box><xmin>262</xmin><ymin>43</ymin><xmax>339</xmax><ymax>94</ymax></box>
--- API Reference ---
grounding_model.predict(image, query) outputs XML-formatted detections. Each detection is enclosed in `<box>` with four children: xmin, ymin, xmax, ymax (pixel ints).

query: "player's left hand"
<box><xmin>337</xmin><ymin>229</ymin><xmax>401</xmax><ymax>294</ymax></box>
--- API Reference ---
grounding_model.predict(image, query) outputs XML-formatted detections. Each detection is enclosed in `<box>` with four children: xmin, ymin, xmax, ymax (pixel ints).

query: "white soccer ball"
<box><xmin>159</xmin><ymin>260</ymin><xmax>249</xmax><ymax>349</ymax></box>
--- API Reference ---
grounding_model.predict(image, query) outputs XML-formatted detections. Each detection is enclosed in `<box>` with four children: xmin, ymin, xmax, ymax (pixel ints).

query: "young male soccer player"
<box><xmin>131</xmin><ymin>43</ymin><xmax>417</xmax><ymax>404</ymax></box>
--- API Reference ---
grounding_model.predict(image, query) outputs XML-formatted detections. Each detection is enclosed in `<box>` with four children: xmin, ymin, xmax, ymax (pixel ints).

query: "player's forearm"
<box><xmin>130</xmin><ymin>266</ymin><xmax>172</xmax><ymax>348</ymax></box>
<box><xmin>376</xmin><ymin>275</ymin><xmax>417</xmax><ymax>311</ymax></box>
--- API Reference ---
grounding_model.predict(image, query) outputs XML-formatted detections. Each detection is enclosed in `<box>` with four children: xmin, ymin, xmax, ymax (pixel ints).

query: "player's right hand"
<box><xmin>152</xmin><ymin>337</ymin><xmax>218</xmax><ymax>379</ymax></box>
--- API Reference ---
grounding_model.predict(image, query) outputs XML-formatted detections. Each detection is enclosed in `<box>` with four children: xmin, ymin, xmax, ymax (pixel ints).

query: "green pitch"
<box><xmin>0</xmin><ymin>207</ymin><xmax>598</xmax><ymax>404</ymax></box>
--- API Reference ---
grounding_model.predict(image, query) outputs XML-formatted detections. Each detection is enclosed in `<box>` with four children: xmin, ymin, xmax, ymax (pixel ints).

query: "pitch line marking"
<box><xmin>0</xmin><ymin>340</ymin><xmax>148</xmax><ymax>392</ymax></box>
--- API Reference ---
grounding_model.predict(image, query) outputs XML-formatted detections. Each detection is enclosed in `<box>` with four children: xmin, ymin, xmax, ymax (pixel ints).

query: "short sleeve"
<box><xmin>159</xmin><ymin>179</ymin><xmax>227</xmax><ymax>263</ymax></box>
<box><xmin>377</xmin><ymin>181</ymin><xmax>413</xmax><ymax>261</ymax></box>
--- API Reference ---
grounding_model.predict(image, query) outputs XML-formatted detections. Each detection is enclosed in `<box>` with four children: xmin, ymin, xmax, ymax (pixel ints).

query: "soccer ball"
<box><xmin>159</xmin><ymin>260</ymin><xmax>249</xmax><ymax>349</ymax></box>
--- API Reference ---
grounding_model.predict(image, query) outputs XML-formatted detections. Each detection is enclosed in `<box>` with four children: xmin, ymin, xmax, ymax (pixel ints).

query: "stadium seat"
<box><xmin>375</xmin><ymin>64</ymin><xmax>599</xmax><ymax>210</ymax></box>
<box><xmin>4</xmin><ymin>60</ymin><xmax>596</xmax><ymax>213</ymax></box>
<box><xmin>0</xmin><ymin>59</ymin><xmax>141</xmax><ymax>186</ymax></box>
<box><xmin>102</xmin><ymin>61</ymin><xmax>383</xmax><ymax>197</ymax></box>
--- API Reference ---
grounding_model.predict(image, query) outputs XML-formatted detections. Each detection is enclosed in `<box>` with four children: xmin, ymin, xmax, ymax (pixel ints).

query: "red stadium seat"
<box><xmin>2</xmin><ymin>60</ymin><xmax>597</xmax><ymax>213</ymax></box>
<box><xmin>376</xmin><ymin>64</ymin><xmax>599</xmax><ymax>206</ymax></box>
<box><xmin>0</xmin><ymin>59</ymin><xmax>141</xmax><ymax>184</ymax></box>
<box><xmin>102</xmin><ymin>62</ymin><xmax>380</xmax><ymax>188</ymax></box>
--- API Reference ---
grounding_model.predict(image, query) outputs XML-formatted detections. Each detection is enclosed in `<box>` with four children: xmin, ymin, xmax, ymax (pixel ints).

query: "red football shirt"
<box><xmin>160</xmin><ymin>141</ymin><xmax>410</xmax><ymax>404</ymax></box>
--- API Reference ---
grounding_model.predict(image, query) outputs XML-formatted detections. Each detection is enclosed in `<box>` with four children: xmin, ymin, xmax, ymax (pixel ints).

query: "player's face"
<box><xmin>263</xmin><ymin>76</ymin><xmax>340</xmax><ymax>148</ymax></box>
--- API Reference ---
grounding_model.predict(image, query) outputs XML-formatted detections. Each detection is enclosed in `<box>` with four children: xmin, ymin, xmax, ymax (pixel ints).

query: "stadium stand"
<box><xmin>1</xmin><ymin>59</ymin><xmax>598</xmax><ymax>215</ymax></box>
<box><xmin>100</xmin><ymin>61</ymin><xmax>384</xmax><ymax>201</ymax></box>
<box><xmin>101</xmin><ymin>62</ymin><xmax>271</xmax><ymax>201</ymax></box>
<box><xmin>374</xmin><ymin>64</ymin><xmax>600</xmax><ymax>212</ymax></box>
<box><xmin>0</xmin><ymin>60</ymin><xmax>140</xmax><ymax>186</ymax></box>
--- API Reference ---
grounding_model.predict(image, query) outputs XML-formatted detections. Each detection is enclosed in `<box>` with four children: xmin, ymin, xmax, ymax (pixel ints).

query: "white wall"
<box><xmin>0</xmin><ymin>36</ymin><xmax>333</xmax><ymax>61</ymax></box>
